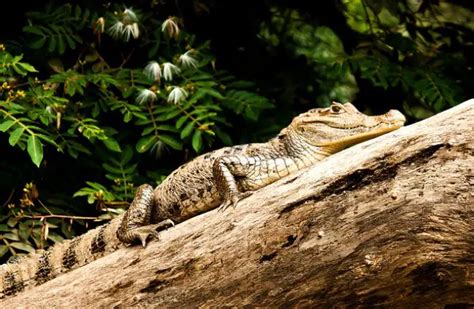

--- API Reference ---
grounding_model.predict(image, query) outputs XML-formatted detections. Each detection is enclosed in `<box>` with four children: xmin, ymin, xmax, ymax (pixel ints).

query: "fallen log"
<box><xmin>2</xmin><ymin>99</ymin><xmax>473</xmax><ymax>308</ymax></box>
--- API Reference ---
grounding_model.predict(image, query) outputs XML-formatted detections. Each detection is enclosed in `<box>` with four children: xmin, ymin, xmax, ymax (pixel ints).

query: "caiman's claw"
<box><xmin>218</xmin><ymin>191</ymin><xmax>252</xmax><ymax>212</ymax></box>
<box><xmin>131</xmin><ymin>219</ymin><xmax>176</xmax><ymax>247</ymax></box>
<box><xmin>155</xmin><ymin>219</ymin><xmax>175</xmax><ymax>231</ymax></box>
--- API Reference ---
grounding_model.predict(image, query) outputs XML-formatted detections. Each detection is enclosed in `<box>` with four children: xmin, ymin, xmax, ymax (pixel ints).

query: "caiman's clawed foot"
<box><xmin>129</xmin><ymin>219</ymin><xmax>175</xmax><ymax>247</ymax></box>
<box><xmin>218</xmin><ymin>191</ymin><xmax>252</xmax><ymax>212</ymax></box>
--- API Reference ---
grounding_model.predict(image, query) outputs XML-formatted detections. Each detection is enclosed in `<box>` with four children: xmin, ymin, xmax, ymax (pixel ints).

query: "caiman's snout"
<box><xmin>384</xmin><ymin>109</ymin><xmax>406</xmax><ymax>127</ymax></box>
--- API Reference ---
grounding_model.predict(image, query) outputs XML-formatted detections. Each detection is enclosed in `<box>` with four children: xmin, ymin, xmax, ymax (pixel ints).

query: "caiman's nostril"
<box><xmin>386</xmin><ymin>110</ymin><xmax>406</xmax><ymax>123</ymax></box>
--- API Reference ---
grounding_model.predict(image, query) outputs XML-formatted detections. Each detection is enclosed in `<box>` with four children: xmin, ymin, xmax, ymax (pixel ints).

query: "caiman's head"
<box><xmin>289</xmin><ymin>102</ymin><xmax>406</xmax><ymax>153</ymax></box>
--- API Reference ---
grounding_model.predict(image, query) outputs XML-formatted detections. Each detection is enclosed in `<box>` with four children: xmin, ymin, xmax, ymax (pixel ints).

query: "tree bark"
<box><xmin>2</xmin><ymin>100</ymin><xmax>473</xmax><ymax>308</ymax></box>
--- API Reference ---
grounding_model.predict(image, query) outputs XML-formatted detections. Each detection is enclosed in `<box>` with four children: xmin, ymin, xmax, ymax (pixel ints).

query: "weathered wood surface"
<box><xmin>2</xmin><ymin>100</ymin><xmax>473</xmax><ymax>308</ymax></box>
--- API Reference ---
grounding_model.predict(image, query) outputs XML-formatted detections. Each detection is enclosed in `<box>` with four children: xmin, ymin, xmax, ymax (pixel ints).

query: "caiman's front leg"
<box><xmin>213</xmin><ymin>156</ymin><xmax>253</xmax><ymax>211</ymax></box>
<box><xmin>117</xmin><ymin>184</ymin><xmax>174</xmax><ymax>247</ymax></box>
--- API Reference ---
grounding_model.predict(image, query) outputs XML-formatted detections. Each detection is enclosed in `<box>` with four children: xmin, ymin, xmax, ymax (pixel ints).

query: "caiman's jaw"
<box><xmin>291</xmin><ymin>102</ymin><xmax>406</xmax><ymax>153</ymax></box>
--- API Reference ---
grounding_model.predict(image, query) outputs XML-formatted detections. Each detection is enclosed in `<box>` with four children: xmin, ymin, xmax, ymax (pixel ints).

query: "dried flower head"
<box><xmin>161</xmin><ymin>17</ymin><xmax>180</xmax><ymax>39</ymax></box>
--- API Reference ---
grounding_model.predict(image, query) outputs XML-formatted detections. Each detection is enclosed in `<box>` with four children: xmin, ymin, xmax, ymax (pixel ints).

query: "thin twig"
<box><xmin>361</xmin><ymin>0</ymin><xmax>375</xmax><ymax>38</ymax></box>
<box><xmin>1</xmin><ymin>189</ymin><xmax>14</xmax><ymax>208</ymax></box>
<box><xmin>119</xmin><ymin>48</ymin><xmax>135</xmax><ymax>68</ymax></box>
<box><xmin>38</xmin><ymin>199</ymin><xmax>53</xmax><ymax>215</ymax></box>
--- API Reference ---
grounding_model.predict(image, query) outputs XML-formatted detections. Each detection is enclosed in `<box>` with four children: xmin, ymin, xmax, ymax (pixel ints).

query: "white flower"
<box><xmin>161</xmin><ymin>17</ymin><xmax>180</xmax><ymax>39</ymax></box>
<box><xmin>179</xmin><ymin>50</ymin><xmax>198</xmax><ymax>69</ymax></box>
<box><xmin>109</xmin><ymin>21</ymin><xmax>124</xmax><ymax>39</ymax></box>
<box><xmin>136</xmin><ymin>89</ymin><xmax>157</xmax><ymax>104</ymax></box>
<box><xmin>108</xmin><ymin>8</ymin><xmax>140</xmax><ymax>41</ymax></box>
<box><xmin>123</xmin><ymin>8</ymin><xmax>138</xmax><ymax>22</ymax></box>
<box><xmin>167</xmin><ymin>86</ymin><xmax>187</xmax><ymax>104</ymax></box>
<box><xmin>123</xmin><ymin>23</ymin><xmax>140</xmax><ymax>41</ymax></box>
<box><xmin>144</xmin><ymin>61</ymin><xmax>161</xmax><ymax>81</ymax></box>
<box><xmin>162</xmin><ymin>62</ymin><xmax>180</xmax><ymax>81</ymax></box>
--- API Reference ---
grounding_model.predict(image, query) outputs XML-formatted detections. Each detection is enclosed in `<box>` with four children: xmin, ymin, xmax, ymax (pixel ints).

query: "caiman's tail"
<box><xmin>0</xmin><ymin>216</ymin><xmax>124</xmax><ymax>299</ymax></box>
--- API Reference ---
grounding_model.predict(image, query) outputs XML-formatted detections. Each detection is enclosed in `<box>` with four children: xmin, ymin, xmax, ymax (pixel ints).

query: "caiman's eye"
<box><xmin>330</xmin><ymin>105</ymin><xmax>343</xmax><ymax>113</ymax></box>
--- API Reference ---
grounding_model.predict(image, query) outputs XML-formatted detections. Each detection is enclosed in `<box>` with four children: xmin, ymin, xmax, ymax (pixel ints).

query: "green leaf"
<box><xmin>156</xmin><ymin>124</ymin><xmax>178</xmax><ymax>133</ymax></box>
<box><xmin>0</xmin><ymin>245</ymin><xmax>8</xmax><ymax>258</ymax></box>
<box><xmin>0</xmin><ymin>120</ymin><xmax>15</xmax><ymax>132</ymax></box>
<box><xmin>176</xmin><ymin>115</ymin><xmax>189</xmax><ymax>129</ymax></box>
<box><xmin>103</xmin><ymin>137</ymin><xmax>121</xmax><ymax>152</ymax></box>
<box><xmin>192</xmin><ymin>130</ymin><xmax>203</xmax><ymax>153</ymax></box>
<box><xmin>102</xmin><ymin>163</ymin><xmax>124</xmax><ymax>174</ymax></box>
<box><xmin>48</xmin><ymin>35</ymin><xmax>57</xmax><ymax>53</ymax></box>
<box><xmin>203</xmin><ymin>88</ymin><xmax>225</xmax><ymax>99</ymax></box>
<box><xmin>12</xmin><ymin>64</ymin><xmax>27</xmax><ymax>76</ymax></box>
<box><xmin>10</xmin><ymin>242</ymin><xmax>35</xmax><ymax>253</ymax></box>
<box><xmin>18</xmin><ymin>62</ymin><xmax>38</xmax><ymax>73</ymax></box>
<box><xmin>37</xmin><ymin>134</ymin><xmax>58</xmax><ymax>147</ymax></box>
<box><xmin>23</xmin><ymin>25</ymin><xmax>44</xmax><ymax>36</ymax></box>
<box><xmin>9</xmin><ymin>127</ymin><xmax>25</xmax><ymax>146</ymax></box>
<box><xmin>27</xmin><ymin>134</ymin><xmax>44</xmax><ymax>167</ymax></box>
<box><xmin>216</xmin><ymin>130</ymin><xmax>232</xmax><ymax>145</ymax></box>
<box><xmin>18</xmin><ymin>222</ymin><xmax>31</xmax><ymax>241</ymax></box>
<box><xmin>136</xmin><ymin>135</ymin><xmax>157</xmax><ymax>153</ymax></box>
<box><xmin>158</xmin><ymin>134</ymin><xmax>183</xmax><ymax>150</ymax></box>
<box><xmin>30</xmin><ymin>37</ymin><xmax>47</xmax><ymax>49</ymax></box>
<box><xmin>65</xmin><ymin>34</ymin><xmax>77</xmax><ymax>50</ymax></box>
<box><xmin>48</xmin><ymin>233</ymin><xmax>64</xmax><ymax>243</ymax></box>
<box><xmin>180</xmin><ymin>121</ymin><xmax>195</xmax><ymax>139</ymax></box>
<box><xmin>141</xmin><ymin>126</ymin><xmax>155</xmax><ymax>136</ymax></box>
<box><xmin>0</xmin><ymin>224</ymin><xmax>10</xmax><ymax>232</ymax></box>
<box><xmin>155</xmin><ymin>109</ymin><xmax>181</xmax><ymax>121</ymax></box>
<box><xmin>123</xmin><ymin>112</ymin><xmax>132</xmax><ymax>123</ymax></box>
<box><xmin>121</xmin><ymin>146</ymin><xmax>134</xmax><ymax>164</ymax></box>
<box><xmin>4</xmin><ymin>232</ymin><xmax>20</xmax><ymax>241</ymax></box>
<box><xmin>7</xmin><ymin>217</ymin><xmax>18</xmax><ymax>228</ymax></box>
<box><xmin>57</xmin><ymin>34</ymin><xmax>66</xmax><ymax>54</ymax></box>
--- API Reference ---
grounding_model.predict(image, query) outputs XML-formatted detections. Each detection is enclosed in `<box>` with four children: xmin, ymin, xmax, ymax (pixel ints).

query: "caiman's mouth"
<box><xmin>327</xmin><ymin>119</ymin><xmax>406</xmax><ymax>131</ymax></box>
<box><xmin>315</xmin><ymin>119</ymin><xmax>405</xmax><ymax>149</ymax></box>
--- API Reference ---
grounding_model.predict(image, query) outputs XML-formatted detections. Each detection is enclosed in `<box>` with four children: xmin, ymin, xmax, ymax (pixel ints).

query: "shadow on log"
<box><xmin>2</xmin><ymin>100</ymin><xmax>473</xmax><ymax>308</ymax></box>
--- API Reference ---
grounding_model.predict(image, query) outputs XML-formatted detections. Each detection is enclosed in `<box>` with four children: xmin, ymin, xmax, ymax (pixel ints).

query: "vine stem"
<box><xmin>146</xmin><ymin>101</ymin><xmax>160</xmax><ymax>139</ymax></box>
<box><xmin>0</xmin><ymin>107</ymin><xmax>37</xmax><ymax>136</ymax></box>
<box><xmin>174</xmin><ymin>102</ymin><xmax>204</xmax><ymax>127</ymax></box>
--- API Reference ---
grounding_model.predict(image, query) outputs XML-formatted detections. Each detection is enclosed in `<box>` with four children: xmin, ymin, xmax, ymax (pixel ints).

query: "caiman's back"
<box><xmin>152</xmin><ymin>142</ymin><xmax>271</xmax><ymax>223</ymax></box>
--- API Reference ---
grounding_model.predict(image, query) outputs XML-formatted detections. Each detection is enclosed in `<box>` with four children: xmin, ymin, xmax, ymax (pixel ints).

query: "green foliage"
<box><xmin>258</xmin><ymin>1</ymin><xmax>470</xmax><ymax>116</ymax></box>
<box><xmin>260</xmin><ymin>9</ymin><xmax>359</xmax><ymax>104</ymax></box>
<box><xmin>0</xmin><ymin>3</ymin><xmax>272</xmax><ymax>261</ymax></box>
<box><xmin>23</xmin><ymin>4</ymin><xmax>91</xmax><ymax>54</ymax></box>
<box><xmin>344</xmin><ymin>0</ymin><xmax>468</xmax><ymax>114</ymax></box>
<box><xmin>0</xmin><ymin>183</ymin><xmax>79</xmax><ymax>258</ymax></box>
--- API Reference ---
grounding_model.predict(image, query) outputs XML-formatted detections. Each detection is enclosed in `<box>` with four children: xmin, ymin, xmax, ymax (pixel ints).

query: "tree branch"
<box><xmin>2</xmin><ymin>100</ymin><xmax>473</xmax><ymax>307</ymax></box>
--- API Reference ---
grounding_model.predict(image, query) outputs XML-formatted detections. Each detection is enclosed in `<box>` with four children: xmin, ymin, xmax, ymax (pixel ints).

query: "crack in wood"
<box><xmin>279</xmin><ymin>144</ymin><xmax>446</xmax><ymax>216</ymax></box>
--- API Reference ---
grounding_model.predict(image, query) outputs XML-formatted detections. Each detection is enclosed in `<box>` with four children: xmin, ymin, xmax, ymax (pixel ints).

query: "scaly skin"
<box><xmin>0</xmin><ymin>102</ymin><xmax>405</xmax><ymax>298</ymax></box>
